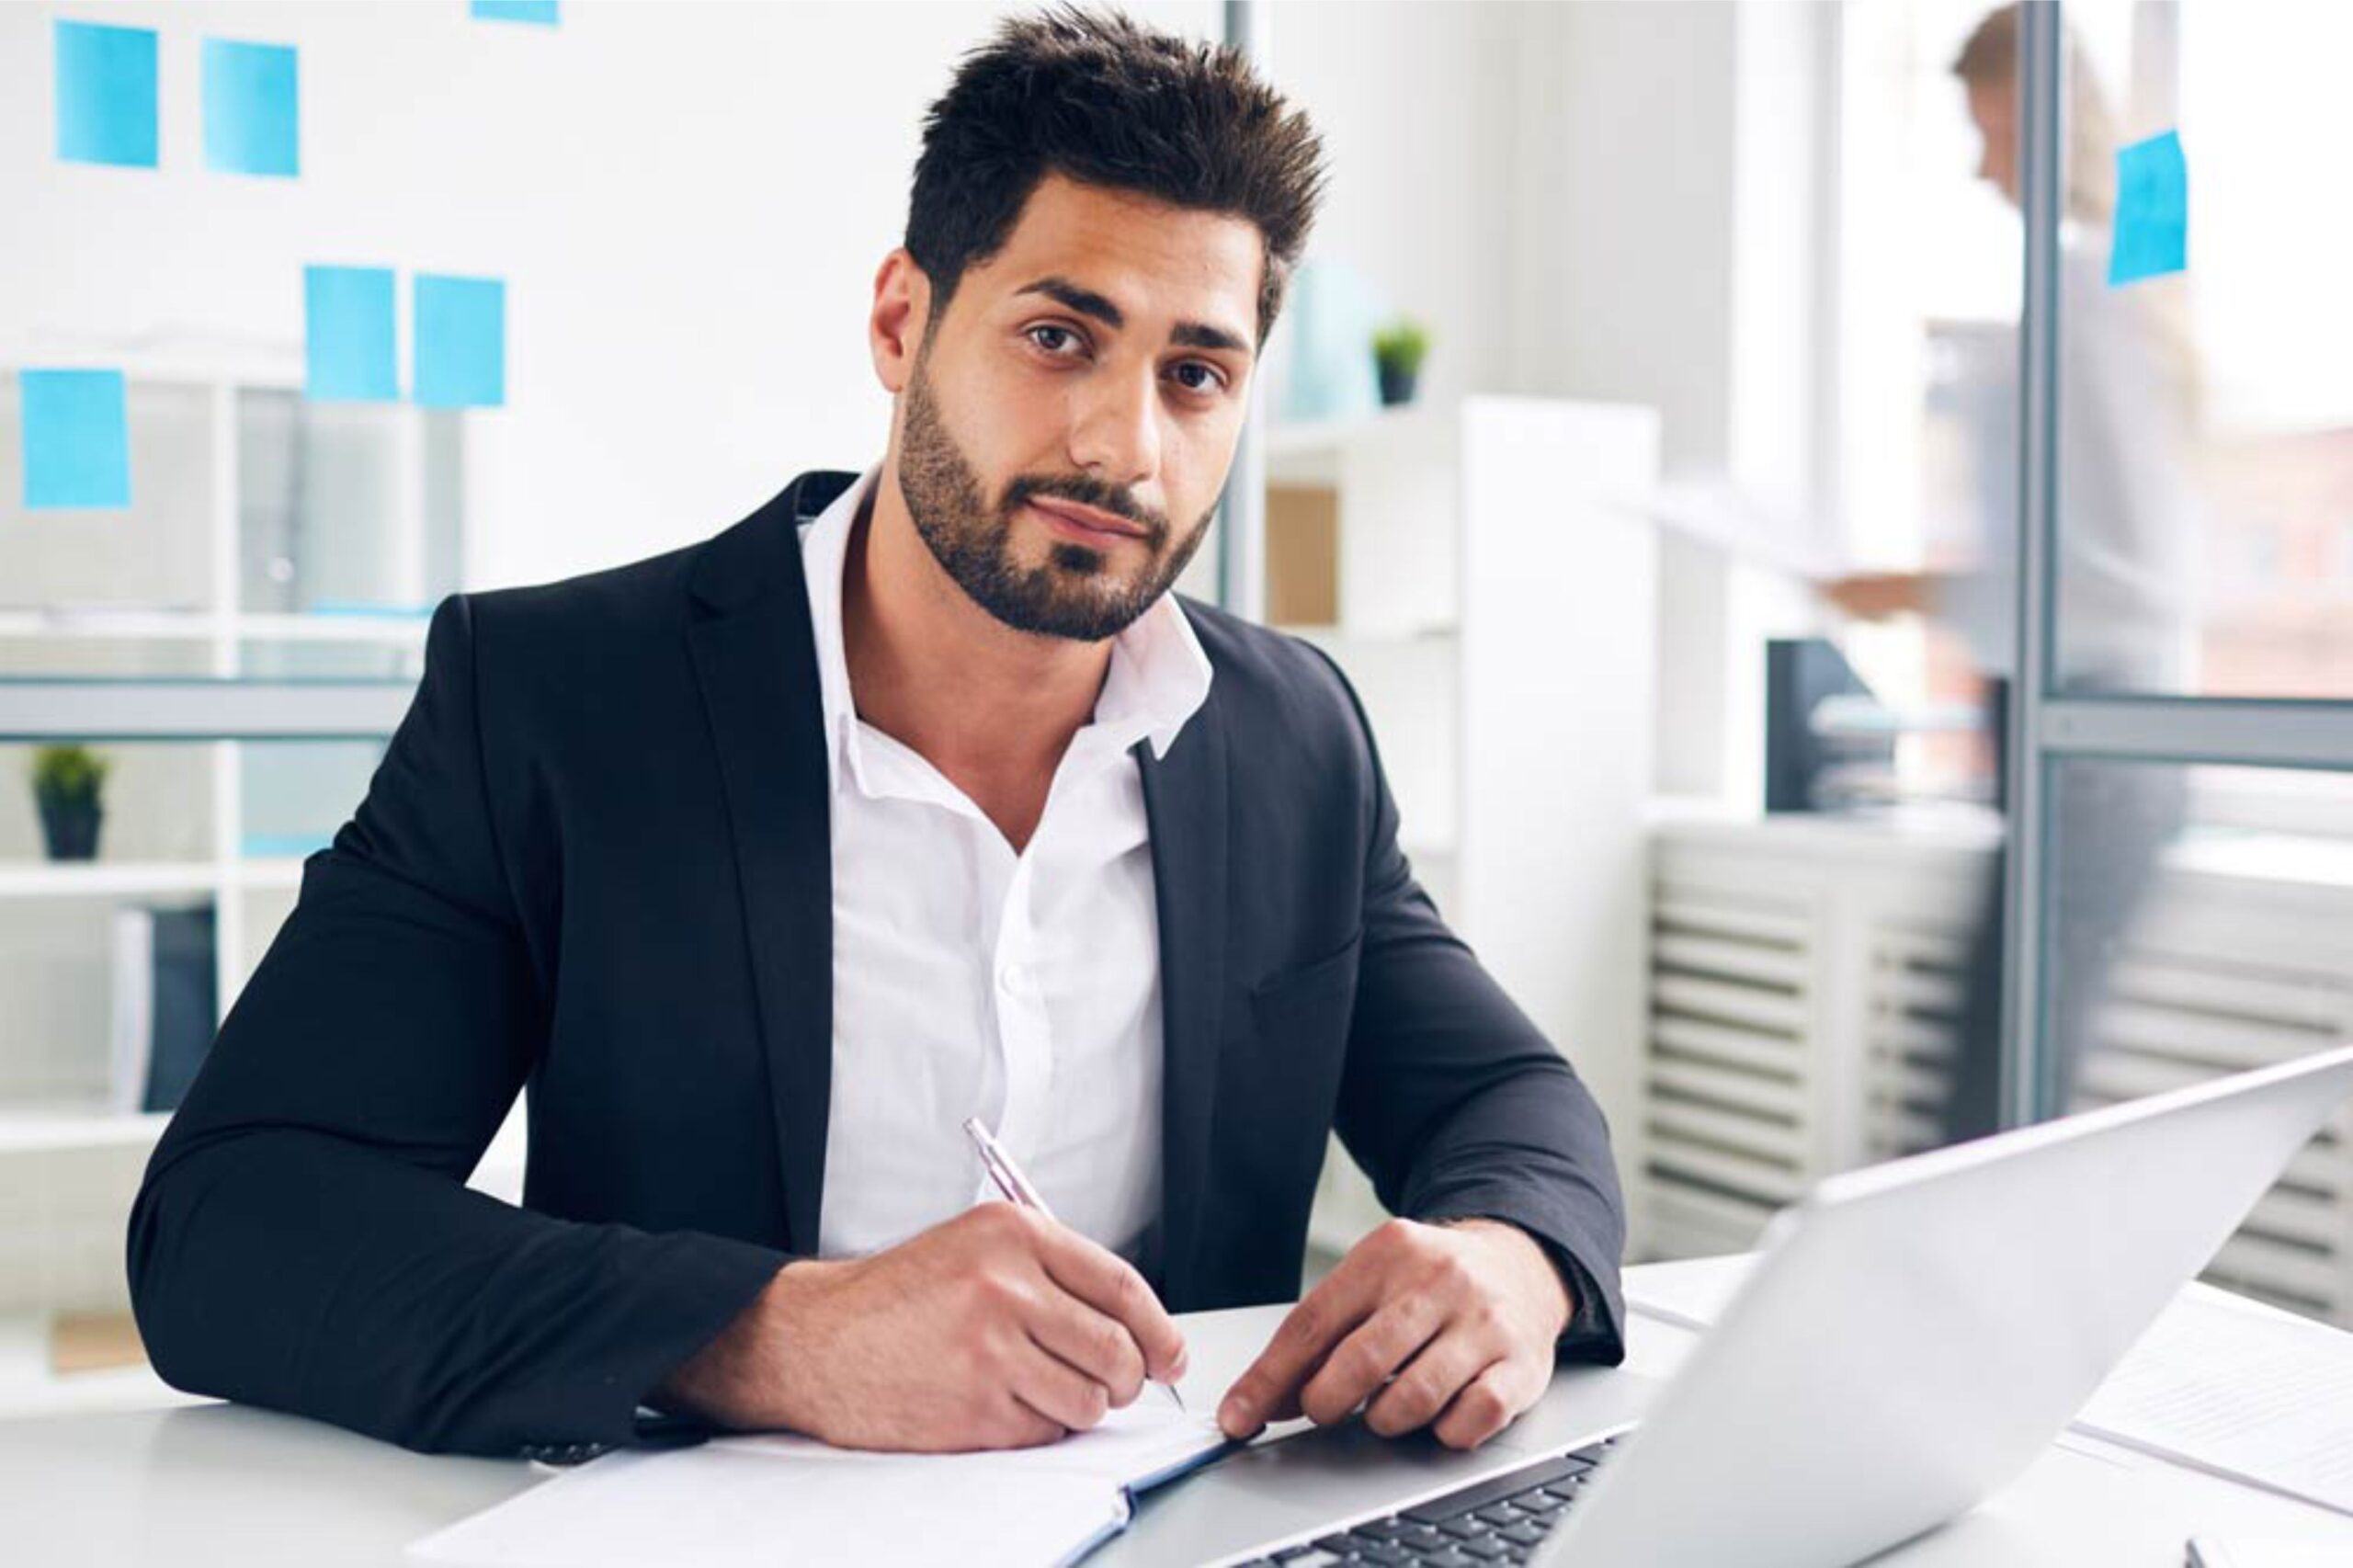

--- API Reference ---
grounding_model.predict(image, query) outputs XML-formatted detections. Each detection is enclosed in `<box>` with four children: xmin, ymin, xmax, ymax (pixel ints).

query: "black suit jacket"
<box><xmin>126</xmin><ymin>471</ymin><xmax>1627</xmax><ymax>1458</ymax></box>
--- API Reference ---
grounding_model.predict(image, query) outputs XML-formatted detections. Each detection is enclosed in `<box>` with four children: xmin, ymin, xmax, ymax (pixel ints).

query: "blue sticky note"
<box><xmin>305</xmin><ymin>266</ymin><xmax>400</xmax><ymax>402</ymax></box>
<box><xmin>2110</xmin><ymin>130</ymin><xmax>2188</xmax><ymax>286</ymax></box>
<box><xmin>20</xmin><ymin>369</ymin><xmax>131</xmax><ymax>510</ymax></box>
<box><xmin>413</xmin><ymin>274</ymin><xmax>506</xmax><ymax>409</ymax></box>
<box><xmin>471</xmin><ymin>1</ymin><xmax>561</xmax><ymax>25</ymax></box>
<box><xmin>54</xmin><ymin>20</ymin><xmax>158</xmax><ymax>168</ymax></box>
<box><xmin>203</xmin><ymin>39</ymin><xmax>301</xmax><ymax>177</ymax></box>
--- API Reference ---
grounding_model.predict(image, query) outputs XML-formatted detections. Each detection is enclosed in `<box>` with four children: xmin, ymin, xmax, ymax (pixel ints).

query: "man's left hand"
<box><xmin>1216</xmin><ymin>1217</ymin><xmax>1572</xmax><ymax>1450</ymax></box>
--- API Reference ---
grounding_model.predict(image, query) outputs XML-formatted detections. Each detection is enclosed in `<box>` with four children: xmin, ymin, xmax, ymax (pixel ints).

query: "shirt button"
<box><xmin>998</xmin><ymin>962</ymin><xmax>1028</xmax><ymax>995</ymax></box>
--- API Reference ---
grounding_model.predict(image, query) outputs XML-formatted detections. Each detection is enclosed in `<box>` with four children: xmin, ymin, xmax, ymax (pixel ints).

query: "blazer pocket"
<box><xmin>1233</xmin><ymin>929</ymin><xmax>1364</xmax><ymax>1198</ymax></box>
<box><xmin>1248</xmin><ymin>927</ymin><xmax>1365</xmax><ymax>1018</ymax></box>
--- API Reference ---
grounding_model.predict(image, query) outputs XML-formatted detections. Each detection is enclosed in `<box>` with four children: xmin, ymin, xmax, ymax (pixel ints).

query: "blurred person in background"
<box><xmin>1823</xmin><ymin>3</ymin><xmax>2195</xmax><ymax>1143</ymax></box>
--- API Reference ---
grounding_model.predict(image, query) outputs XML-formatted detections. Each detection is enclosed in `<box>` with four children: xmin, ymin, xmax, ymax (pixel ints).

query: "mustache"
<box><xmin>1002</xmin><ymin>474</ymin><xmax>1169</xmax><ymax>542</ymax></box>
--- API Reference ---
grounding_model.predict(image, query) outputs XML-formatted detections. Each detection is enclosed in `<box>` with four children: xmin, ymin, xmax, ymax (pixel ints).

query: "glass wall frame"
<box><xmin>2003</xmin><ymin>1</ymin><xmax>2353</xmax><ymax>1128</ymax></box>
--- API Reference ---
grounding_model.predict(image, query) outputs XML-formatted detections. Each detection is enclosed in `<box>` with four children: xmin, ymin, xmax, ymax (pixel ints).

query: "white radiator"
<box><xmin>1643</xmin><ymin>814</ymin><xmax>2353</xmax><ymax>1328</ymax></box>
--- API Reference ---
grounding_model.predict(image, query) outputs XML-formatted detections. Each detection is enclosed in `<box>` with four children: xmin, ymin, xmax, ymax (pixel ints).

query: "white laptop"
<box><xmin>1145</xmin><ymin>1042</ymin><xmax>2353</xmax><ymax>1568</ymax></box>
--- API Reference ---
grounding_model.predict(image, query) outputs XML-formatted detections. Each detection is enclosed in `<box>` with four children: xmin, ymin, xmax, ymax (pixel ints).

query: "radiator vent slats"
<box><xmin>1643</xmin><ymin>835</ymin><xmax>2353</xmax><ymax>1328</ymax></box>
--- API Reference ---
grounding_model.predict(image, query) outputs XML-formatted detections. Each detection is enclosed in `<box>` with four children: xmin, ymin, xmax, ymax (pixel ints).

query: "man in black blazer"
<box><xmin>127</xmin><ymin>7</ymin><xmax>1625</xmax><ymax>1461</ymax></box>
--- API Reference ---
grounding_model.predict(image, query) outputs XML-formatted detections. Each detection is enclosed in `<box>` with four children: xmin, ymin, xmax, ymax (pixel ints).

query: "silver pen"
<box><xmin>961</xmin><ymin>1116</ymin><xmax>1187</xmax><ymax>1412</ymax></box>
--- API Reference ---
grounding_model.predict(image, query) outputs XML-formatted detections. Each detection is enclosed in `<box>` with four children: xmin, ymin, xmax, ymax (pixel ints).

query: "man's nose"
<box><xmin>1068</xmin><ymin>364</ymin><xmax>1163</xmax><ymax>489</ymax></box>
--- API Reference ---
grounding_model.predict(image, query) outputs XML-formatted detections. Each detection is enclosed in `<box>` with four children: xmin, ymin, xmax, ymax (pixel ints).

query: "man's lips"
<box><xmin>1025</xmin><ymin>496</ymin><xmax>1151</xmax><ymax>542</ymax></box>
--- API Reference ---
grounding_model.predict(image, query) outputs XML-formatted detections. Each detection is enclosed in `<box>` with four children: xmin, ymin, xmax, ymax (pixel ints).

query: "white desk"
<box><xmin>4</xmin><ymin>1257</ymin><xmax>2348</xmax><ymax>1565</ymax></box>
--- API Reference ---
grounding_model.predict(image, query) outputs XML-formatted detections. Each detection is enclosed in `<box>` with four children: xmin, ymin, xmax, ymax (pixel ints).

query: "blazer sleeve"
<box><xmin>1314</xmin><ymin>652</ymin><xmax>1630</xmax><ymax>1364</ymax></box>
<box><xmin>124</xmin><ymin>595</ymin><xmax>789</xmax><ymax>1456</ymax></box>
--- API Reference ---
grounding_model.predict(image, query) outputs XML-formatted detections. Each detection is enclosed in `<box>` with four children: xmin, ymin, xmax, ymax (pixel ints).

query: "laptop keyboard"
<box><xmin>1232</xmin><ymin>1434</ymin><xmax>1621</xmax><ymax>1566</ymax></box>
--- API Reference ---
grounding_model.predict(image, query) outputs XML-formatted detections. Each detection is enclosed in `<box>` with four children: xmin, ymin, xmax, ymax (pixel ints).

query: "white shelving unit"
<box><xmin>0</xmin><ymin>609</ymin><xmax>433</xmax><ymax>643</ymax></box>
<box><xmin>1274</xmin><ymin>397</ymin><xmax>1664</xmax><ymax>1266</ymax></box>
<box><xmin>0</xmin><ymin>347</ymin><xmax>472</xmax><ymax>1327</ymax></box>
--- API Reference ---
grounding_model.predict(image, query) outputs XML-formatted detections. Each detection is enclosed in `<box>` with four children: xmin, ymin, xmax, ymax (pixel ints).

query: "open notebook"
<box><xmin>407</xmin><ymin>1400</ymin><xmax>1237</xmax><ymax>1567</ymax></box>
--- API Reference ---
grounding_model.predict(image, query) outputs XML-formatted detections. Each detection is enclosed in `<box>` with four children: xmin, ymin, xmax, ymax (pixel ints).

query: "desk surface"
<box><xmin>5</xmin><ymin>1257</ymin><xmax>2349</xmax><ymax>1566</ymax></box>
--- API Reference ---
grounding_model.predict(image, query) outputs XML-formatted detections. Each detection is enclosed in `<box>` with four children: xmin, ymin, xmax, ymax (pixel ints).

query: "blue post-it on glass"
<box><xmin>305</xmin><ymin>266</ymin><xmax>400</xmax><ymax>402</ymax></box>
<box><xmin>2110</xmin><ymin>130</ymin><xmax>2188</xmax><ymax>286</ymax></box>
<box><xmin>414</xmin><ymin>274</ymin><xmax>506</xmax><ymax>409</ymax></box>
<box><xmin>54</xmin><ymin>19</ymin><xmax>158</xmax><ymax>168</ymax></box>
<box><xmin>20</xmin><ymin>369</ymin><xmax>132</xmax><ymax>510</ymax></box>
<box><xmin>471</xmin><ymin>2</ymin><xmax>561</xmax><ymax>25</ymax></box>
<box><xmin>203</xmin><ymin>38</ymin><xmax>301</xmax><ymax>177</ymax></box>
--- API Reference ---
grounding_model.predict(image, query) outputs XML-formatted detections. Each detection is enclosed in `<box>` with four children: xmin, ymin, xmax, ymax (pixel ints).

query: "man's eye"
<box><xmin>1171</xmin><ymin>361</ymin><xmax>1225</xmax><ymax>394</ymax></box>
<box><xmin>1028</xmin><ymin>324</ymin><xmax>1083</xmax><ymax>356</ymax></box>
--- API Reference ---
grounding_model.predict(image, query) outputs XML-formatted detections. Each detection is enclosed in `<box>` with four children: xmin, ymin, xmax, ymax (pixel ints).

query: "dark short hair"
<box><xmin>905</xmin><ymin>5</ymin><xmax>1326</xmax><ymax>348</ymax></box>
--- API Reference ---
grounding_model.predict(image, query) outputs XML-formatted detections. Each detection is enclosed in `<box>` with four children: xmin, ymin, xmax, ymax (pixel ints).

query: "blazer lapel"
<box><xmin>1139</xmin><ymin>696</ymin><xmax>1230</xmax><ymax>1307</ymax></box>
<box><xmin>686</xmin><ymin>472</ymin><xmax>857</xmax><ymax>1256</ymax></box>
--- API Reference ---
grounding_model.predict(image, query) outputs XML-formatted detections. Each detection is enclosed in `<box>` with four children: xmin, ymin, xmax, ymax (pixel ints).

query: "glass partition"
<box><xmin>2052</xmin><ymin>2</ymin><xmax>2353</xmax><ymax>699</ymax></box>
<box><xmin>2007</xmin><ymin>1</ymin><xmax>2353</xmax><ymax>1330</ymax></box>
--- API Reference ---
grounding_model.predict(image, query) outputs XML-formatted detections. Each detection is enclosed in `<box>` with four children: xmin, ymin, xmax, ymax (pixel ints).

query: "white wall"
<box><xmin>5</xmin><ymin>0</ymin><xmax>1839</xmax><ymax>704</ymax></box>
<box><xmin>4</xmin><ymin>1</ymin><xmax>1562</xmax><ymax>597</ymax></box>
<box><xmin>1504</xmin><ymin>0</ymin><xmax>1739</xmax><ymax>473</ymax></box>
<box><xmin>0</xmin><ymin>1</ymin><xmax>1219</xmax><ymax>592</ymax></box>
<box><xmin>1504</xmin><ymin>0</ymin><xmax>1836</xmax><ymax>804</ymax></box>
<box><xmin>1264</xmin><ymin>0</ymin><xmax>1521</xmax><ymax>412</ymax></box>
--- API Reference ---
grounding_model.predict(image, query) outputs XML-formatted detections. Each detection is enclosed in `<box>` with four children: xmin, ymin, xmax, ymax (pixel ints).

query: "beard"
<box><xmin>895</xmin><ymin>355</ymin><xmax>1212</xmax><ymax>642</ymax></box>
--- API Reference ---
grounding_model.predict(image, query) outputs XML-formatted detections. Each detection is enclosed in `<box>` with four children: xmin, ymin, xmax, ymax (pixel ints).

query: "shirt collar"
<box><xmin>798</xmin><ymin>462</ymin><xmax>1214</xmax><ymax>801</ymax></box>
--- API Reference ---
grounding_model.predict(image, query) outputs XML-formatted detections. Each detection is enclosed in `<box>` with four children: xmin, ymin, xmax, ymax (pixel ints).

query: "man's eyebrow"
<box><xmin>1171</xmin><ymin>319</ymin><xmax>1250</xmax><ymax>356</ymax></box>
<box><xmin>1015</xmin><ymin>275</ymin><xmax>1251</xmax><ymax>358</ymax></box>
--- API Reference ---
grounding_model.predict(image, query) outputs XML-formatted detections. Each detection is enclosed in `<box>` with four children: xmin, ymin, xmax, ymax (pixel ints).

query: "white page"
<box><xmin>2075</xmin><ymin>1290</ymin><xmax>2353</xmax><ymax>1517</ymax></box>
<box><xmin>409</xmin><ymin>1403</ymin><xmax>1232</xmax><ymax>1568</ymax></box>
<box><xmin>2190</xmin><ymin>1542</ymin><xmax>2353</xmax><ymax>1568</ymax></box>
<box><xmin>1607</xmin><ymin>479</ymin><xmax>1851</xmax><ymax>583</ymax></box>
<box><xmin>974</xmin><ymin>1396</ymin><xmax>1232</xmax><ymax>1487</ymax></box>
<box><xmin>406</xmin><ymin>1444</ymin><xmax>1120</xmax><ymax>1568</ymax></box>
<box><xmin>1631</xmin><ymin>1260</ymin><xmax>2353</xmax><ymax>1517</ymax></box>
<box><xmin>722</xmin><ymin>1397</ymin><xmax>1228</xmax><ymax>1485</ymax></box>
<box><xmin>1622</xmin><ymin>1254</ymin><xmax>1756</xmax><ymax>1334</ymax></box>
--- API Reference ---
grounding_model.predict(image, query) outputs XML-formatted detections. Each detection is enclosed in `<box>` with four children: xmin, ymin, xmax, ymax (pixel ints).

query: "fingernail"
<box><xmin>1218</xmin><ymin>1394</ymin><xmax>1247</xmax><ymax>1433</ymax></box>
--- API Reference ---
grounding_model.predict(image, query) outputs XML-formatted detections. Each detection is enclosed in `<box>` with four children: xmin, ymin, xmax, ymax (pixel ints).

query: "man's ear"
<box><xmin>869</xmin><ymin>250</ymin><xmax>934</xmax><ymax>396</ymax></box>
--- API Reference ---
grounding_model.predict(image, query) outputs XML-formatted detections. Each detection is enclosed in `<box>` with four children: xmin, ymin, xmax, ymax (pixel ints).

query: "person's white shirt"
<box><xmin>801</xmin><ymin>464</ymin><xmax>1212</xmax><ymax>1266</ymax></box>
<box><xmin>1936</xmin><ymin>236</ymin><xmax>2199</xmax><ymax>688</ymax></box>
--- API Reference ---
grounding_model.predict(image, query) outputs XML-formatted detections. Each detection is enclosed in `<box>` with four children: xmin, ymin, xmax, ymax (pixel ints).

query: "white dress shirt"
<box><xmin>803</xmin><ymin>465</ymin><xmax>1213</xmax><ymax>1265</ymax></box>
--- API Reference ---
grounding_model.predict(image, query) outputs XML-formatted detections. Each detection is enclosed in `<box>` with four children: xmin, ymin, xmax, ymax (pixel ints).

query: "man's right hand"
<box><xmin>650</xmin><ymin>1202</ymin><xmax>1188</xmax><ymax>1451</ymax></box>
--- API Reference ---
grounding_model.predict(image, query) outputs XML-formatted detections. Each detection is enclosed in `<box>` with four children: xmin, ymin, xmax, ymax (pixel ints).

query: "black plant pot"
<box><xmin>38</xmin><ymin>797</ymin><xmax>103</xmax><ymax>861</ymax></box>
<box><xmin>1377</xmin><ymin>362</ymin><xmax>1419</xmax><ymax>407</ymax></box>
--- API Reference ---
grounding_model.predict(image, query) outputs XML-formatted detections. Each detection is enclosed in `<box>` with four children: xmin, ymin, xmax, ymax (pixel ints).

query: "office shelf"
<box><xmin>1</xmin><ymin>349</ymin><xmax>453</xmax><ymax>1325</ymax></box>
<box><xmin>0</xmin><ymin>1102</ymin><xmax>170</xmax><ymax>1155</ymax></box>
<box><xmin>1290</xmin><ymin>398</ymin><xmax>1664</xmax><ymax>1255</ymax></box>
<box><xmin>0</xmin><ymin>610</ymin><xmax>432</xmax><ymax>644</ymax></box>
<box><xmin>0</xmin><ymin>864</ymin><xmax>219</xmax><ymax>899</ymax></box>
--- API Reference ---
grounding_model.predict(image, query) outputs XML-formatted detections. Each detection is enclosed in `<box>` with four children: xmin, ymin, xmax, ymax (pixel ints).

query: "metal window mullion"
<box><xmin>2000</xmin><ymin>0</ymin><xmax>2066</xmax><ymax>1132</ymax></box>
<box><xmin>1218</xmin><ymin>0</ymin><xmax>1269</xmax><ymax>623</ymax></box>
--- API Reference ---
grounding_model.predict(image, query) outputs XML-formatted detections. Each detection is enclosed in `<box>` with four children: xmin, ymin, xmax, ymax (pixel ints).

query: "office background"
<box><xmin>4</xmin><ymin>0</ymin><xmax>2351</xmax><ymax>1417</ymax></box>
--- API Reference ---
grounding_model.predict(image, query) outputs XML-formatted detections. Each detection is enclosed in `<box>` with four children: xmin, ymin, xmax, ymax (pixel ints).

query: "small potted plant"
<box><xmin>1372</xmin><ymin>316</ymin><xmax>1430</xmax><ymax>407</ymax></box>
<box><xmin>31</xmin><ymin>744</ymin><xmax>109</xmax><ymax>861</ymax></box>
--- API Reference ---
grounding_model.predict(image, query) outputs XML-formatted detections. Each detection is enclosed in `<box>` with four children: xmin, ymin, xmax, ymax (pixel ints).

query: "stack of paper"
<box><xmin>1628</xmin><ymin>1262</ymin><xmax>2353</xmax><ymax>1521</ymax></box>
<box><xmin>409</xmin><ymin>1401</ymin><xmax>1234</xmax><ymax>1567</ymax></box>
<box><xmin>2075</xmin><ymin>1289</ymin><xmax>2353</xmax><ymax>1518</ymax></box>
